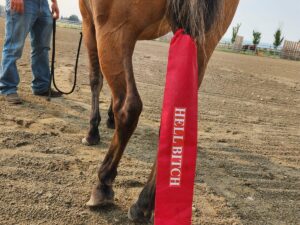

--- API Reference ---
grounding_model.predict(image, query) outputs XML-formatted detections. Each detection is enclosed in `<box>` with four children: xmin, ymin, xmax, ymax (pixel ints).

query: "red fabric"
<box><xmin>155</xmin><ymin>30</ymin><xmax>198</xmax><ymax>225</ymax></box>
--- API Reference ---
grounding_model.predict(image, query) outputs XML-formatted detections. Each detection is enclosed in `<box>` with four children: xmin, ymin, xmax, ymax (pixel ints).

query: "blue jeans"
<box><xmin>0</xmin><ymin>0</ymin><xmax>53</xmax><ymax>95</ymax></box>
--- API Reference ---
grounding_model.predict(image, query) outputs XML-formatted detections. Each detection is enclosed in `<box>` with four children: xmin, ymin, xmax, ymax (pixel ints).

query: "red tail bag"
<box><xmin>155</xmin><ymin>30</ymin><xmax>198</xmax><ymax>225</ymax></box>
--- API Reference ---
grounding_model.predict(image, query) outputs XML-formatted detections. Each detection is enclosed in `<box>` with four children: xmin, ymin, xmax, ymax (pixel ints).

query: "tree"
<box><xmin>231</xmin><ymin>23</ymin><xmax>241</xmax><ymax>44</ymax></box>
<box><xmin>252</xmin><ymin>30</ymin><xmax>262</xmax><ymax>47</ymax></box>
<box><xmin>273</xmin><ymin>28</ymin><xmax>284</xmax><ymax>49</ymax></box>
<box><xmin>68</xmin><ymin>15</ymin><xmax>80</xmax><ymax>22</ymax></box>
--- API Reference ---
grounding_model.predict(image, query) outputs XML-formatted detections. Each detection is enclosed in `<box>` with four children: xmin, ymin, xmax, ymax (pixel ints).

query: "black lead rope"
<box><xmin>48</xmin><ymin>19</ymin><xmax>83</xmax><ymax>101</ymax></box>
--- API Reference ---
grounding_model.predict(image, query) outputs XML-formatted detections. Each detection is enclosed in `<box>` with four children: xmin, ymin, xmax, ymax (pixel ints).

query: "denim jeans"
<box><xmin>0</xmin><ymin>0</ymin><xmax>53</xmax><ymax>95</ymax></box>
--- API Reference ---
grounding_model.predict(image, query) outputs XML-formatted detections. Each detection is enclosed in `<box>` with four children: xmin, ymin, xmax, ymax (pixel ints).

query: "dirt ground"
<box><xmin>0</xmin><ymin>18</ymin><xmax>299</xmax><ymax>225</ymax></box>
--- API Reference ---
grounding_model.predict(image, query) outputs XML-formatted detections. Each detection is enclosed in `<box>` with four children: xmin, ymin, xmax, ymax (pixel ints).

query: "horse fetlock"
<box><xmin>128</xmin><ymin>203</ymin><xmax>152</xmax><ymax>223</ymax></box>
<box><xmin>99</xmin><ymin>167</ymin><xmax>117</xmax><ymax>187</ymax></box>
<box><xmin>106</xmin><ymin>117</ymin><xmax>115</xmax><ymax>129</ymax></box>
<box><xmin>90</xmin><ymin>114</ymin><xmax>101</xmax><ymax>126</ymax></box>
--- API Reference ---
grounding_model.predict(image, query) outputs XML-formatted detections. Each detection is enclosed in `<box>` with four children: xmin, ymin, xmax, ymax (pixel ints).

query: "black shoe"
<box><xmin>34</xmin><ymin>89</ymin><xmax>63</xmax><ymax>98</ymax></box>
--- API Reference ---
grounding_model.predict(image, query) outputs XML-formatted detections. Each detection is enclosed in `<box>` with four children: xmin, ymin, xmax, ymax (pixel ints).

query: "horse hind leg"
<box><xmin>129</xmin><ymin>161</ymin><xmax>156</xmax><ymax>223</ymax></box>
<box><xmin>106</xmin><ymin>98</ymin><xmax>115</xmax><ymax>129</ymax></box>
<box><xmin>81</xmin><ymin>21</ymin><xmax>103</xmax><ymax>146</ymax></box>
<box><xmin>128</xmin><ymin>41</ymin><xmax>212</xmax><ymax>222</ymax></box>
<box><xmin>86</xmin><ymin>31</ymin><xmax>143</xmax><ymax>207</ymax></box>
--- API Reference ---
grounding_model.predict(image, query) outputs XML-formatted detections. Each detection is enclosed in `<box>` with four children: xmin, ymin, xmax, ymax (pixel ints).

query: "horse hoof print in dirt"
<box><xmin>79</xmin><ymin>0</ymin><xmax>239</xmax><ymax>222</ymax></box>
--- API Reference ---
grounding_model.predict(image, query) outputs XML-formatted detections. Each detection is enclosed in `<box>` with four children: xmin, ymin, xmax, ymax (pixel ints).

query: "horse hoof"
<box><xmin>86</xmin><ymin>197</ymin><xmax>114</xmax><ymax>207</ymax></box>
<box><xmin>82</xmin><ymin>138</ymin><xmax>90</xmax><ymax>146</ymax></box>
<box><xmin>128</xmin><ymin>203</ymin><xmax>151</xmax><ymax>223</ymax></box>
<box><xmin>86</xmin><ymin>185</ymin><xmax>114</xmax><ymax>207</ymax></box>
<box><xmin>82</xmin><ymin>137</ymin><xmax>100</xmax><ymax>146</ymax></box>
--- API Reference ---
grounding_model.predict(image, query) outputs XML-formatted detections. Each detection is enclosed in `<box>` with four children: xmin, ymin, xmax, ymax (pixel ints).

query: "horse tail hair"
<box><xmin>166</xmin><ymin>0</ymin><xmax>223</xmax><ymax>42</ymax></box>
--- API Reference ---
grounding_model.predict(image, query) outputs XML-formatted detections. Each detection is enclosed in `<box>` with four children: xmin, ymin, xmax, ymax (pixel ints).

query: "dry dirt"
<box><xmin>0</xmin><ymin>18</ymin><xmax>299</xmax><ymax>225</ymax></box>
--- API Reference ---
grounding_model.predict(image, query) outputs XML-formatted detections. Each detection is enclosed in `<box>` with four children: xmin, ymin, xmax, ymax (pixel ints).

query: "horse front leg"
<box><xmin>86</xmin><ymin>32</ymin><xmax>142</xmax><ymax>207</ymax></box>
<box><xmin>81</xmin><ymin>23</ymin><xmax>103</xmax><ymax>146</ymax></box>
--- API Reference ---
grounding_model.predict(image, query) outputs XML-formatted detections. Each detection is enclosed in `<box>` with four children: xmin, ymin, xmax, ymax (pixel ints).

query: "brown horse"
<box><xmin>79</xmin><ymin>0</ymin><xmax>239</xmax><ymax>222</ymax></box>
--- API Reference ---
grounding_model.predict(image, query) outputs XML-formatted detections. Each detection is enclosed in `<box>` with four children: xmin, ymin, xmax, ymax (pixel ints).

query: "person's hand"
<box><xmin>51</xmin><ymin>0</ymin><xmax>60</xmax><ymax>19</ymax></box>
<box><xmin>11</xmin><ymin>0</ymin><xmax>24</xmax><ymax>14</ymax></box>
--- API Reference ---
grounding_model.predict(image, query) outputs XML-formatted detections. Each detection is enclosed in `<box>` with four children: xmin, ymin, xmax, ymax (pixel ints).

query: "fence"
<box><xmin>281</xmin><ymin>40</ymin><xmax>300</xmax><ymax>61</ymax></box>
<box><xmin>216</xmin><ymin>37</ymin><xmax>296</xmax><ymax>60</ymax></box>
<box><xmin>232</xmin><ymin>35</ymin><xmax>244</xmax><ymax>51</ymax></box>
<box><xmin>56</xmin><ymin>19</ymin><xmax>82</xmax><ymax>30</ymax></box>
<box><xmin>0</xmin><ymin>4</ymin><xmax>4</xmax><ymax>17</ymax></box>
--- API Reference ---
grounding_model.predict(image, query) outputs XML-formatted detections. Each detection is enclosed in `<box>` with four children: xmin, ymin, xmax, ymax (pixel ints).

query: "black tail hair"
<box><xmin>167</xmin><ymin>0</ymin><xmax>223</xmax><ymax>42</ymax></box>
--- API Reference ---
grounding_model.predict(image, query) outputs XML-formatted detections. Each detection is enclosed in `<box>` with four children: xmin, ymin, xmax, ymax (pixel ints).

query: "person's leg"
<box><xmin>0</xmin><ymin>8</ymin><xmax>34</xmax><ymax>95</ymax></box>
<box><xmin>30</xmin><ymin>0</ymin><xmax>53</xmax><ymax>94</ymax></box>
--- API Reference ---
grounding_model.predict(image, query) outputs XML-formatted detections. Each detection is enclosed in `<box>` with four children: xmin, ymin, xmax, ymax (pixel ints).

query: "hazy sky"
<box><xmin>1</xmin><ymin>0</ymin><xmax>299</xmax><ymax>44</ymax></box>
<box><xmin>224</xmin><ymin>0</ymin><xmax>300</xmax><ymax>44</ymax></box>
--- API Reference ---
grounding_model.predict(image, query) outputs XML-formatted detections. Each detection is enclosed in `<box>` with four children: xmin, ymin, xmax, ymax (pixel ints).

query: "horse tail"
<box><xmin>166</xmin><ymin>0</ymin><xmax>223</xmax><ymax>42</ymax></box>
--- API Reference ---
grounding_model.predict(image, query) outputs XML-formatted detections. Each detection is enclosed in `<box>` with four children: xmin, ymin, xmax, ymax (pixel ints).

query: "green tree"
<box><xmin>68</xmin><ymin>15</ymin><xmax>80</xmax><ymax>22</ymax></box>
<box><xmin>273</xmin><ymin>28</ymin><xmax>284</xmax><ymax>49</ymax></box>
<box><xmin>252</xmin><ymin>30</ymin><xmax>262</xmax><ymax>47</ymax></box>
<box><xmin>231</xmin><ymin>23</ymin><xmax>242</xmax><ymax>44</ymax></box>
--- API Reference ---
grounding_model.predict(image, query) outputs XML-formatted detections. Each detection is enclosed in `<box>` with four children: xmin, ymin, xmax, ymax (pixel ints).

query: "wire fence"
<box><xmin>56</xmin><ymin>19</ymin><xmax>82</xmax><ymax>30</ymax></box>
<box><xmin>0</xmin><ymin>5</ymin><xmax>5</xmax><ymax>17</ymax></box>
<box><xmin>281</xmin><ymin>41</ymin><xmax>300</xmax><ymax>61</ymax></box>
<box><xmin>217</xmin><ymin>41</ymin><xmax>300</xmax><ymax>61</ymax></box>
<box><xmin>217</xmin><ymin>41</ymin><xmax>280</xmax><ymax>57</ymax></box>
